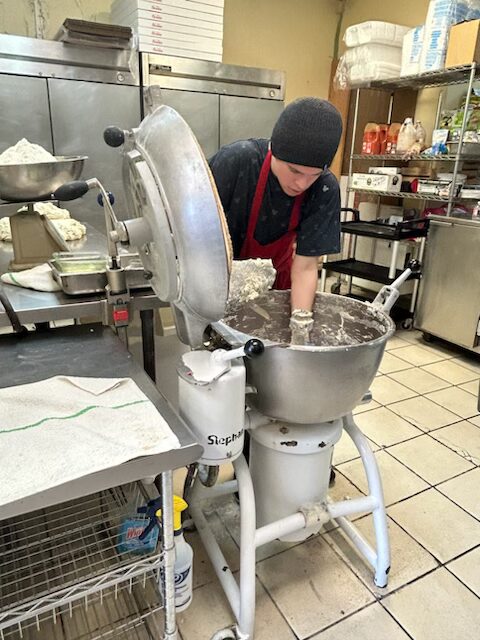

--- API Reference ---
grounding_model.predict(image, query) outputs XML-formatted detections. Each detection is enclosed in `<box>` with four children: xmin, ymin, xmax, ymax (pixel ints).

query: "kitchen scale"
<box><xmin>0</xmin><ymin>156</ymin><xmax>86</xmax><ymax>270</ymax></box>
<box><xmin>59</xmin><ymin>106</ymin><xmax>415</xmax><ymax>640</ymax></box>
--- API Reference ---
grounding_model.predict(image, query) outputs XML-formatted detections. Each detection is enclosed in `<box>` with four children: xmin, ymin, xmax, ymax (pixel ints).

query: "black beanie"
<box><xmin>270</xmin><ymin>97</ymin><xmax>343</xmax><ymax>168</ymax></box>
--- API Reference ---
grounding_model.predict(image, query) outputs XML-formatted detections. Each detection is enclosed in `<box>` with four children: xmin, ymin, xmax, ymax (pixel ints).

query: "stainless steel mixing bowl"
<box><xmin>215</xmin><ymin>291</ymin><xmax>396</xmax><ymax>424</ymax></box>
<box><xmin>0</xmin><ymin>156</ymin><xmax>87</xmax><ymax>202</ymax></box>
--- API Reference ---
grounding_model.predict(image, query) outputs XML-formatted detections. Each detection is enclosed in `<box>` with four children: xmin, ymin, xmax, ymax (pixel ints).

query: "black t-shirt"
<box><xmin>209</xmin><ymin>138</ymin><xmax>341</xmax><ymax>259</ymax></box>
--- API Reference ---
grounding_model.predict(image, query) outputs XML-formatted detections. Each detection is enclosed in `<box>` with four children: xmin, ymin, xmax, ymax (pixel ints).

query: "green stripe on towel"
<box><xmin>0</xmin><ymin>399</ymin><xmax>149</xmax><ymax>434</ymax></box>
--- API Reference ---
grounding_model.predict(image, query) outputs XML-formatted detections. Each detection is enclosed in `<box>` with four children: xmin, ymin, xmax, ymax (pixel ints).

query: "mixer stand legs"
<box><xmin>189</xmin><ymin>414</ymin><xmax>390</xmax><ymax>639</ymax></box>
<box><xmin>341</xmin><ymin>413</ymin><xmax>390</xmax><ymax>587</ymax></box>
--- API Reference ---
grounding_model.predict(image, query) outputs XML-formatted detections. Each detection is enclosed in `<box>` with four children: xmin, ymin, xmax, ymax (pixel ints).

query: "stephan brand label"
<box><xmin>207</xmin><ymin>428</ymin><xmax>243</xmax><ymax>447</ymax></box>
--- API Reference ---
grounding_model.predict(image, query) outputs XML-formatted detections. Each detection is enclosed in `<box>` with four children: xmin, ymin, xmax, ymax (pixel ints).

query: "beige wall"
<box><xmin>222</xmin><ymin>0</ymin><xmax>339</xmax><ymax>103</ymax></box>
<box><xmin>0</xmin><ymin>0</ymin><xmax>111</xmax><ymax>39</ymax></box>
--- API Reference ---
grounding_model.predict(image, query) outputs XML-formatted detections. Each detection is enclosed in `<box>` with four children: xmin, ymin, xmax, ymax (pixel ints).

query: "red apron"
<box><xmin>239</xmin><ymin>150</ymin><xmax>304</xmax><ymax>290</ymax></box>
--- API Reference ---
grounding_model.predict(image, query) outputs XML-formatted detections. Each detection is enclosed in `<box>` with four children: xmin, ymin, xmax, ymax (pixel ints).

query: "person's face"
<box><xmin>270</xmin><ymin>155</ymin><xmax>324</xmax><ymax>197</ymax></box>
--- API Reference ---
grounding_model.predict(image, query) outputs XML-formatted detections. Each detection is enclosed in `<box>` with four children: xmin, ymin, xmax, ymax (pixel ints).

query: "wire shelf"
<box><xmin>0</xmin><ymin>483</ymin><xmax>164</xmax><ymax>637</ymax></box>
<box><xmin>351</xmin><ymin>64</ymin><xmax>480</xmax><ymax>90</ymax></box>
<box><xmin>347</xmin><ymin>188</ymin><xmax>458</xmax><ymax>201</ymax></box>
<box><xmin>1</xmin><ymin>577</ymin><xmax>164</xmax><ymax>640</ymax></box>
<box><xmin>350</xmin><ymin>154</ymin><xmax>480</xmax><ymax>162</ymax></box>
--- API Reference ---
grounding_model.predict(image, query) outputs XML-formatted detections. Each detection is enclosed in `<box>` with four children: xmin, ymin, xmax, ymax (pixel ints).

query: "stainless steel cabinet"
<box><xmin>219</xmin><ymin>95</ymin><xmax>283</xmax><ymax>147</ymax></box>
<box><xmin>48</xmin><ymin>79</ymin><xmax>141</xmax><ymax>227</ymax></box>
<box><xmin>415</xmin><ymin>216</ymin><xmax>480</xmax><ymax>352</ymax></box>
<box><xmin>142</xmin><ymin>54</ymin><xmax>285</xmax><ymax>159</ymax></box>
<box><xmin>154</xmin><ymin>88</ymin><xmax>219</xmax><ymax>158</ymax></box>
<box><xmin>0</xmin><ymin>74</ymin><xmax>53</xmax><ymax>153</ymax></box>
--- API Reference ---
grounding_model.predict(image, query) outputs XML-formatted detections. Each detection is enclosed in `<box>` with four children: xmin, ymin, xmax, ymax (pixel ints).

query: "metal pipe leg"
<box><xmin>160</xmin><ymin>471</ymin><xmax>178</xmax><ymax>640</ymax></box>
<box><xmin>343</xmin><ymin>414</ymin><xmax>390</xmax><ymax>588</ymax></box>
<box><xmin>233</xmin><ymin>454</ymin><xmax>257</xmax><ymax>640</ymax></box>
<box><xmin>388</xmin><ymin>241</ymin><xmax>400</xmax><ymax>280</ymax></box>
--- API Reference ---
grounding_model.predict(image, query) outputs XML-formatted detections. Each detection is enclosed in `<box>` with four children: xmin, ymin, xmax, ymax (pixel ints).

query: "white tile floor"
<box><xmin>175</xmin><ymin>329</ymin><xmax>480</xmax><ymax>640</ymax></box>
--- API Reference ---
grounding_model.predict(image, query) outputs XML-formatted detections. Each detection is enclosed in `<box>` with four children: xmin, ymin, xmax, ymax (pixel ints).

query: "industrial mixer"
<box><xmin>58</xmin><ymin>105</ymin><xmax>415</xmax><ymax>640</ymax></box>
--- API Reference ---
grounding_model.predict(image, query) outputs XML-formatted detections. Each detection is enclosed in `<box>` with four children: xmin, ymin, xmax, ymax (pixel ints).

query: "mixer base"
<box><xmin>189</xmin><ymin>412</ymin><xmax>390</xmax><ymax>640</ymax></box>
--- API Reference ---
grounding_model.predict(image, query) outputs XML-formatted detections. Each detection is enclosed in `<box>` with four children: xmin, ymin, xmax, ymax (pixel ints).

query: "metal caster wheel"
<box><xmin>330</xmin><ymin>282</ymin><xmax>341</xmax><ymax>295</ymax></box>
<box><xmin>198</xmin><ymin>464</ymin><xmax>219</xmax><ymax>487</ymax></box>
<box><xmin>401</xmin><ymin>318</ymin><xmax>414</xmax><ymax>330</ymax></box>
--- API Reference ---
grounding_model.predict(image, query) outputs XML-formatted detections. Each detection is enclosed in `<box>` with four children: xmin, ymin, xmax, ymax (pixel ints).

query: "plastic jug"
<box><xmin>362</xmin><ymin>122</ymin><xmax>381</xmax><ymax>155</ymax></box>
<box><xmin>386</xmin><ymin>123</ymin><xmax>401</xmax><ymax>154</ymax></box>
<box><xmin>397</xmin><ymin>118</ymin><xmax>417</xmax><ymax>153</ymax></box>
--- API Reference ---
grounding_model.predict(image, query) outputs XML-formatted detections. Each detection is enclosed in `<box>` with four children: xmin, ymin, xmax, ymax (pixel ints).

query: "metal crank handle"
<box><xmin>373</xmin><ymin>260</ymin><xmax>420</xmax><ymax>314</ymax></box>
<box><xmin>212</xmin><ymin>339</ymin><xmax>264</xmax><ymax>365</ymax></box>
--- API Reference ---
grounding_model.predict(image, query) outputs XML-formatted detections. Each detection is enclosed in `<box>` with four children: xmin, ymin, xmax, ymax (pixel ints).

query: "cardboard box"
<box><xmin>116</xmin><ymin>12</ymin><xmax>223</xmax><ymax>38</ymax></box>
<box><xmin>112</xmin><ymin>2</ymin><xmax>222</xmax><ymax>25</ymax></box>
<box><xmin>446</xmin><ymin>19</ymin><xmax>480</xmax><ymax>68</ymax></box>
<box><xmin>137</xmin><ymin>38</ymin><xmax>222</xmax><ymax>61</ymax></box>
<box><xmin>352</xmin><ymin>172</ymin><xmax>402</xmax><ymax>192</ymax></box>
<box><xmin>112</xmin><ymin>0</ymin><xmax>223</xmax><ymax>20</ymax></box>
<box><xmin>136</xmin><ymin>29</ymin><xmax>222</xmax><ymax>52</ymax></box>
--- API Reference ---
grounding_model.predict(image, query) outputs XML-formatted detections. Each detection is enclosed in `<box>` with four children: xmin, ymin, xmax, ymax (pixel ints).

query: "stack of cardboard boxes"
<box><xmin>110</xmin><ymin>0</ymin><xmax>223</xmax><ymax>61</ymax></box>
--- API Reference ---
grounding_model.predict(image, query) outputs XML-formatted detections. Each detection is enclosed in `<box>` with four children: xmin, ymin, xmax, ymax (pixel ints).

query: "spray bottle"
<box><xmin>166</xmin><ymin>496</ymin><xmax>193</xmax><ymax>612</ymax></box>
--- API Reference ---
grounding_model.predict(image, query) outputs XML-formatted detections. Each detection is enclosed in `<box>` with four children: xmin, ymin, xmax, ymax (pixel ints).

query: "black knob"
<box><xmin>104</xmin><ymin>126</ymin><xmax>125</xmax><ymax>148</ymax></box>
<box><xmin>244</xmin><ymin>339</ymin><xmax>264</xmax><ymax>359</ymax></box>
<box><xmin>408</xmin><ymin>259</ymin><xmax>421</xmax><ymax>273</ymax></box>
<box><xmin>53</xmin><ymin>180</ymin><xmax>89</xmax><ymax>201</ymax></box>
<box><xmin>97</xmin><ymin>192</ymin><xmax>115</xmax><ymax>207</ymax></box>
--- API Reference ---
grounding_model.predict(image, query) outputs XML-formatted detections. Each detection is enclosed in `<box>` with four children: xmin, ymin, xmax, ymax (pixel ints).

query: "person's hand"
<box><xmin>289</xmin><ymin>308</ymin><xmax>314</xmax><ymax>345</ymax></box>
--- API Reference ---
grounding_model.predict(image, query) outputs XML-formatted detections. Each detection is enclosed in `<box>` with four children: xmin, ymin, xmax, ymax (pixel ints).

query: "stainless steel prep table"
<box><xmin>0</xmin><ymin>323</ymin><xmax>201</xmax><ymax>519</ymax></box>
<box><xmin>0</xmin><ymin>223</ymin><xmax>165</xmax><ymax>379</ymax></box>
<box><xmin>0</xmin><ymin>323</ymin><xmax>201</xmax><ymax>639</ymax></box>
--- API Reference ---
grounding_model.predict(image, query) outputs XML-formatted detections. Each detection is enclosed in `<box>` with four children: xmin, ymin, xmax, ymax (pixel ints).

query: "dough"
<box><xmin>17</xmin><ymin>202</ymin><xmax>71</xmax><ymax>219</ymax></box>
<box><xmin>51</xmin><ymin>218</ymin><xmax>86</xmax><ymax>241</ymax></box>
<box><xmin>0</xmin><ymin>204</ymin><xmax>85</xmax><ymax>243</ymax></box>
<box><xmin>0</xmin><ymin>138</ymin><xmax>57</xmax><ymax>164</ymax></box>
<box><xmin>0</xmin><ymin>217</ymin><xmax>10</xmax><ymax>241</ymax></box>
<box><xmin>227</xmin><ymin>259</ymin><xmax>277</xmax><ymax>307</ymax></box>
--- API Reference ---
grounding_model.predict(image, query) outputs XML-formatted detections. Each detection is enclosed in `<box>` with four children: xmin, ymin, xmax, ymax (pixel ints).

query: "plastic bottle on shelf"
<box><xmin>396</xmin><ymin>117</ymin><xmax>417</xmax><ymax>153</ymax></box>
<box><xmin>415</xmin><ymin>121</ymin><xmax>427</xmax><ymax>146</ymax></box>
<box><xmin>362</xmin><ymin>122</ymin><xmax>381</xmax><ymax>155</ymax></box>
<box><xmin>385</xmin><ymin>123</ymin><xmax>401</xmax><ymax>154</ymax></box>
<box><xmin>379</xmin><ymin>124</ymin><xmax>389</xmax><ymax>154</ymax></box>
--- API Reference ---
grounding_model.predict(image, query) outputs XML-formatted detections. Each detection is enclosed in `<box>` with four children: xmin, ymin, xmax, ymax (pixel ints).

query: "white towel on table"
<box><xmin>1</xmin><ymin>263</ymin><xmax>61</xmax><ymax>292</ymax></box>
<box><xmin>0</xmin><ymin>376</ymin><xmax>180</xmax><ymax>509</ymax></box>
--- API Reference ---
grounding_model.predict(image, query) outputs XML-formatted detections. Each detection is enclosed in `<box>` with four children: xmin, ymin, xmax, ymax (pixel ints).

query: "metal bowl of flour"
<box><xmin>215</xmin><ymin>290</ymin><xmax>395</xmax><ymax>424</ymax></box>
<box><xmin>0</xmin><ymin>156</ymin><xmax>87</xmax><ymax>202</ymax></box>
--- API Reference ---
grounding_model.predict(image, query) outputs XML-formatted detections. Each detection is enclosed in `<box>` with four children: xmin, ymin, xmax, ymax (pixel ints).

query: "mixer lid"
<box><xmin>123</xmin><ymin>105</ymin><xmax>232</xmax><ymax>347</ymax></box>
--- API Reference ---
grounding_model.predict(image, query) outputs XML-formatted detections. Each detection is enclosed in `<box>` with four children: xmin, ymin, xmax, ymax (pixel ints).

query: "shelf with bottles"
<box><xmin>351</xmin><ymin>153</ymin><xmax>480</xmax><ymax>162</ymax></box>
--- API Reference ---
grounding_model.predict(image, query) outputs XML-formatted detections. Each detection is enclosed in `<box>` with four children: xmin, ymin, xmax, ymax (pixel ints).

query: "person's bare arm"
<box><xmin>290</xmin><ymin>254</ymin><xmax>321</xmax><ymax>312</ymax></box>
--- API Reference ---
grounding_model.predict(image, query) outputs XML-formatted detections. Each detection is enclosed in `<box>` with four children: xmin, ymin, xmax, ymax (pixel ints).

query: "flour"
<box><xmin>227</xmin><ymin>259</ymin><xmax>276</xmax><ymax>307</ymax></box>
<box><xmin>0</xmin><ymin>139</ymin><xmax>57</xmax><ymax>165</ymax></box>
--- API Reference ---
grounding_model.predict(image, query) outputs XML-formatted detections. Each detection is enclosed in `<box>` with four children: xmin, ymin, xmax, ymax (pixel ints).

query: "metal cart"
<box><xmin>320</xmin><ymin>207</ymin><xmax>427</xmax><ymax>328</ymax></box>
<box><xmin>0</xmin><ymin>324</ymin><xmax>202</xmax><ymax>640</ymax></box>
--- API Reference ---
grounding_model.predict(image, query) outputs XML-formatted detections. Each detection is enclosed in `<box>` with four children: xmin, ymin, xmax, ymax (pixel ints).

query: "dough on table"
<box><xmin>0</xmin><ymin>202</ymin><xmax>86</xmax><ymax>242</ymax></box>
